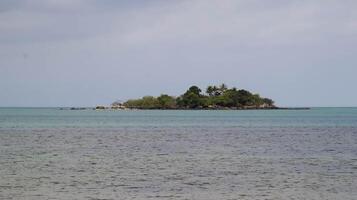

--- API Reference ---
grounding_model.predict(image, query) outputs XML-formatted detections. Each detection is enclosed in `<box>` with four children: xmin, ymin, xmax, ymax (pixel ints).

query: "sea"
<box><xmin>0</xmin><ymin>107</ymin><xmax>356</xmax><ymax>200</ymax></box>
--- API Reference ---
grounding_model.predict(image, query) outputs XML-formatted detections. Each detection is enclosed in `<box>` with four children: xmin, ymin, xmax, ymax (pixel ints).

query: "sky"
<box><xmin>0</xmin><ymin>0</ymin><xmax>357</xmax><ymax>107</ymax></box>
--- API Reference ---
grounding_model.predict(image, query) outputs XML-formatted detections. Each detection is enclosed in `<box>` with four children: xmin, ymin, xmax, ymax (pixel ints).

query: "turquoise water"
<box><xmin>1</xmin><ymin>108</ymin><xmax>357</xmax><ymax>200</ymax></box>
<box><xmin>1</xmin><ymin>107</ymin><xmax>357</xmax><ymax>128</ymax></box>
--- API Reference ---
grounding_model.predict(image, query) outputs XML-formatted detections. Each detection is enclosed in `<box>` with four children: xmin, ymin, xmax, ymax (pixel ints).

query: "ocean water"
<box><xmin>0</xmin><ymin>108</ymin><xmax>357</xmax><ymax>200</ymax></box>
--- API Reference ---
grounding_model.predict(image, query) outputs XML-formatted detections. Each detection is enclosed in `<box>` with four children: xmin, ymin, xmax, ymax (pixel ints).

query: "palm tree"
<box><xmin>206</xmin><ymin>86</ymin><xmax>214</xmax><ymax>96</ymax></box>
<box><xmin>219</xmin><ymin>83</ymin><xmax>227</xmax><ymax>92</ymax></box>
<box><xmin>213</xmin><ymin>86</ymin><xmax>220</xmax><ymax>96</ymax></box>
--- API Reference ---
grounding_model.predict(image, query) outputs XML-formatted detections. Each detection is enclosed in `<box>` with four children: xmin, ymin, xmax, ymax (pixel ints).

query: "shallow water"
<box><xmin>1</xmin><ymin>108</ymin><xmax>357</xmax><ymax>199</ymax></box>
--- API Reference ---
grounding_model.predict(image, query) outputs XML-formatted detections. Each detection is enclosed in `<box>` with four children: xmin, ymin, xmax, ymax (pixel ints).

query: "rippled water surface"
<box><xmin>1</xmin><ymin>108</ymin><xmax>357</xmax><ymax>200</ymax></box>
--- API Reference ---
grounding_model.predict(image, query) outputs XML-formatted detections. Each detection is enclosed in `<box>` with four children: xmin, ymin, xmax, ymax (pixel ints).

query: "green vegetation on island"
<box><xmin>116</xmin><ymin>84</ymin><xmax>276</xmax><ymax>110</ymax></box>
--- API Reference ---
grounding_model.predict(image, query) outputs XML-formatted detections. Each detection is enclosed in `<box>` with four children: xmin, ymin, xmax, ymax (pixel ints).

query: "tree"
<box><xmin>124</xmin><ymin>96</ymin><xmax>159</xmax><ymax>109</ymax></box>
<box><xmin>187</xmin><ymin>86</ymin><xmax>202</xmax><ymax>96</ymax></box>
<box><xmin>141</xmin><ymin>96</ymin><xmax>159</xmax><ymax>109</ymax></box>
<box><xmin>252</xmin><ymin>94</ymin><xmax>263</xmax><ymax>107</ymax></box>
<box><xmin>122</xmin><ymin>83</ymin><xmax>275</xmax><ymax>109</ymax></box>
<box><xmin>180</xmin><ymin>86</ymin><xmax>204</xmax><ymax>108</ymax></box>
<box><xmin>263</xmin><ymin>98</ymin><xmax>274</xmax><ymax>107</ymax></box>
<box><xmin>182</xmin><ymin>92</ymin><xmax>203</xmax><ymax>108</ymax></box>
<box><xmin>124</xmin><ymin>99</ymin><xmax>143</xmax><ymax>108</ymax></box>
<box><xmin>206</xmin><ymin>86</ymin><xmax>214</xmax><ymax>96</ymax></box>
<box><xmin>237</xmin><ymin>89</ymin><xmax>253</xmax><ymax>106</ymax></box>
<box><xmin>221</xmin><ymin>88</ymin><xmax>239</xmax><ymax>107</ymax></box>
<box><xmin>219</xmin><ymin>83</ymin><xmax>228</xmax><ymax>93</ymax></box>
<box><xmin>157</xmin><ymin>94</ymin><xmax>176</xmax><ymax>109</ymax></box>
<box><xmin>207</xmin><ymin>83</ymin><xmax>227</xmax><ymax>97</ymax></box>
<box><xmin>213</xmin><ymin>86</ymin><xmax>220</xmax><ymax>96</ymax></box>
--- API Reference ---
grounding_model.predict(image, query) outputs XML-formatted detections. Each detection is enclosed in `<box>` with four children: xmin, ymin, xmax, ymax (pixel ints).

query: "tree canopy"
<box><xmin>122</xmin><ymin>84</ymin><xmax>275</xmax><ymax>109</ymax></box>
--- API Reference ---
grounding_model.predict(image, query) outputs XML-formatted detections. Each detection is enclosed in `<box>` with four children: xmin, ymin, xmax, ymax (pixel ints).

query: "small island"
<box><xmin>111</xmin><ymin>84</ymin><xmax>277</xmax><ymax>110</ymax></box>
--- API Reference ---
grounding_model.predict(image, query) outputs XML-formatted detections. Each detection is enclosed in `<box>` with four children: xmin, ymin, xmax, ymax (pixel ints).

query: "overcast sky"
<box><xmin>1</xmin><ymin>0</ymin><xmax>356</xmax><ymax>107</ymax></box>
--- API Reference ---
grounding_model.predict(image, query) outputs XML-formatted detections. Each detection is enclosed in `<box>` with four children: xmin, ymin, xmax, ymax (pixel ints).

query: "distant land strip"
<box><xmin>64</xmin><ymin>84</ymin><xmax>310</xmax><ymax>110</ymax></box>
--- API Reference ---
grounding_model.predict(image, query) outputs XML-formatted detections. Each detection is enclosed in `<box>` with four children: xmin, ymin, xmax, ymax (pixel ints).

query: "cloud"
<box><xmin>0</xmin><ymin>0</ymin><xmax>357</xmax><ymax>106</ymax></box>
<box><xmin>115</xmin><ymin>0</ymin><xmax>357</xmax><ymax>47</ymax></box>
<box><xmin>1</xmin><ymin>0</ymin><xmax>356</xmax><ymax>46</ymax></box>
